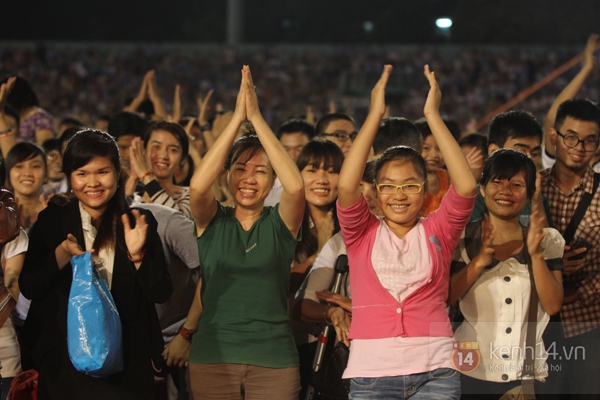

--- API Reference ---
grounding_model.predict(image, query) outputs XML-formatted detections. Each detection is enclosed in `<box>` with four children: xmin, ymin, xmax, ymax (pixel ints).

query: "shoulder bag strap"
<box><xmin>562</xmin><ymin>172</ymin><xmax>600</xmax><ymax>245</ymax></box>
<box><xmin>522</xmin><ymin>226</ymin><xmax>537</xmax><ymax>399</ymax></box>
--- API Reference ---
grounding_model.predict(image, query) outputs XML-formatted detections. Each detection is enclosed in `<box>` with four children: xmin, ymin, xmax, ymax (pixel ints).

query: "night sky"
<box><xmin>2</xmin><ymin>0</ymin><xmax>599</xmax><ymax>44</ymax></box>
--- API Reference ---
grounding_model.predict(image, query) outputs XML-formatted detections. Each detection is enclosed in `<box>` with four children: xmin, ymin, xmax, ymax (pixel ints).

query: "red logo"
<box><xmin>451</xmin><ymin>342</ymin><xmax>481</xmax><ymax>373</ymax></box>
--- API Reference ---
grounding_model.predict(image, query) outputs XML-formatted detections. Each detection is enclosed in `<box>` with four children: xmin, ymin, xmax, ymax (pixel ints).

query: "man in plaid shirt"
<box><xmin>541</xmin><ymin>98</ymin><xmax>600</xmax><ymax>398</ymax></box>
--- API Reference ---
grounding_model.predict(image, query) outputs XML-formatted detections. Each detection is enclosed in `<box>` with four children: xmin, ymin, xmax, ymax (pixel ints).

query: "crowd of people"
<box><xmin>0</xmin><ymin>34</ymin><xmax>597</xmax><ymax>400</ymax></box>
<box><xmin>1</xmin><ymin>42</ymin><xmax>599</xmax><ymax>132</ymax></box>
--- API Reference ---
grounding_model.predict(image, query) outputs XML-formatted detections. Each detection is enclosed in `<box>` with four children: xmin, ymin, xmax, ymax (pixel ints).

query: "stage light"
<box><xmin>436</xmin><ymin>18</ymin><xmax>452</xmax><ymax>29</ymax></box>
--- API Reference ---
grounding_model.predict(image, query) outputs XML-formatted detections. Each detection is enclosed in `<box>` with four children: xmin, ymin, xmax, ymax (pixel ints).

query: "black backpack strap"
<box><xmin>563</xmin><ymin>172</ymin><xmax>600</xmax><ymax>245</ymax></box>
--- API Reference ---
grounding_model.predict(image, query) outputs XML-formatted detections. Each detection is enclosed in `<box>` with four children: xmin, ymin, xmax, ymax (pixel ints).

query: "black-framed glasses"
<box><xmin>320</xmin><ymin>131</ymin><xmax>358</xmax><ymax>142</ymax></box>
<box><xmin>556</xmin><ymin>130</ymin><xmax>599</xmax><ymax>152</ymax></box>
<box><xmin>374</xmin><ymin>181</ymin><xmax>426</xmax><ymax>195</ymax></box>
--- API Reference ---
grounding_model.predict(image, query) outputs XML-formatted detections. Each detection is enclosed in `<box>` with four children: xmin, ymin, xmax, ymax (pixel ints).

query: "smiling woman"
<box><xmin>127</xmin><ymin>120</ymin><xmax>192</xmax><ymax>219</ymax></box>
<box><xmin>6</xmin><ymin>142</ymin><xmax>47</xmax><ymax>232</ymax></box>
<box><xmin>19</xmin><ymin>129</ymin><xmax>171</xmax><ymax>399</ymax></box>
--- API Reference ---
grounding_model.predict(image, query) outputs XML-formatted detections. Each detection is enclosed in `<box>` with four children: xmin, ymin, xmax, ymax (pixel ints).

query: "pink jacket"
<box><xmin>338</xmin><ymin>186</ymin><xmax>474</xmax><ymax>339</ymax></box>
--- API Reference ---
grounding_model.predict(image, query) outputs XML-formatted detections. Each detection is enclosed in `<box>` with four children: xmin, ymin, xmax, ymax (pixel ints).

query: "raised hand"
<box><xmin>197</xmin><ymin>89</ymin><xmax>214</xmax><ymax>126</ymax></box>
<box><xmin>232</xmin><ymin>69</ymin><xmax>247</xmax><ymax>124</ymax></box>
<box><xmin>583</xmin><ymin>33</ymin><xmax>599</xmax><ymax>70</ymax></box>
<box><xmin>0</xmin><ymin>77</ymin><xmax>16</xmax><ymax>111</ymax></box>
<box><xmin>129</xmin><ymin>137</ymin><xmax>152</xmax><ymax>180</ymax></box>
<box><xmin>243</xmin><ymin>65</ymin><xmax>262</xmax><ymax>122</ymax></box>
<box><xmin>172</xmin><ymin>84</ymin><xmax>182</xmax><ymax>123</ymax></box>
<box><xmin>475</xmin><ymin>215</ymin><xmax>495</xmax><ymax>268</ymax></box>
<box><xmin>526</xmin><ymin>205</ymin><xmax>547</xmax><ymax>257</ymax></box>
<box><xmin>423</xmin><ymin>64</ymin><xmax>442</xmax><ymax>118</ymax></box>
<box><xmin>122</xmin><ymin>209</ymin><xmax>148</xmax><ymax>263</ymax></box>
<box><xmin>465</xmin><ymin>146</ymin><xmax>484</xmax><ymax>180</ymax></box>
<box><xmin>370</xmin><ymin>64</ymin><xmax>392</xmax><ymax>116</ymax></box>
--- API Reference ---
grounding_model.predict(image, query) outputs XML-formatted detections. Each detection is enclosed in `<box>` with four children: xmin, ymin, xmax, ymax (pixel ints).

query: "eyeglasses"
<box><xmin>556</xmin><ymin>130</ymin><xmax>599</xmax><ymax>152</ymax></box>
<box><xmin>374</xmin><ymin>181</ymin><xmax>426</xmax><ymax>195</ymax></box>
<box><xmin>320</xmin><ymin>131</ymin><xmax>358</xmax><ymax>142</ymax></box>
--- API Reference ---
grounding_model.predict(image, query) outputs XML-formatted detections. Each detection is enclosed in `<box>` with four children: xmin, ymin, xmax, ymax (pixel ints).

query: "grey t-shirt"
<box><xmin>135</xmin><ymin>203</ymin><xmax>200</xmax><ymax>344</ymax></box>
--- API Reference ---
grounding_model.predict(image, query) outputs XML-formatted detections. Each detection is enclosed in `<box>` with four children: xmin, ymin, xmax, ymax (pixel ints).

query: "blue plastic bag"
<box><xmin>67</xmin><ymin>251</ymin><xmax>123</xmax><ymax>376</ymax></box>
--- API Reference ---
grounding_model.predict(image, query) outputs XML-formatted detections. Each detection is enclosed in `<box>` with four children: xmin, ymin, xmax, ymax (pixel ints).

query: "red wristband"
<box><xmin>180</xmin><ymin>326</ymin><xmax>197</xmax><ymax>343</ymax></box>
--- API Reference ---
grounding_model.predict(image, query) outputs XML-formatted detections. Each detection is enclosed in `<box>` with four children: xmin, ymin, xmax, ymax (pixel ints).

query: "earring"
<box><xmin>70</xmin><ymin>189</ymin><xmax>73</xmax><ymax>194</ymax></box>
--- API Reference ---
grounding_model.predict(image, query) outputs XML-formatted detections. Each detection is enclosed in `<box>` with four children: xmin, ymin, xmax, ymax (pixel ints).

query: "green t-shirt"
<box><xmin>190</xmin><ymin>202</ymin><xmax>300</xmax><ymax>367</ymax></box>
<box><xmin>470</xmin><ymin>184</ymin><xmax>554</xmax><ymax>227</ymax></box>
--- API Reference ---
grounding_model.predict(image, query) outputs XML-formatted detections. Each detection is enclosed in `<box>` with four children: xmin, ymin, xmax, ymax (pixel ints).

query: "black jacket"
<box><xmin>20</xmin><ymin>199</ymin><xmax>172</xmax><ymax>399</ymax></box>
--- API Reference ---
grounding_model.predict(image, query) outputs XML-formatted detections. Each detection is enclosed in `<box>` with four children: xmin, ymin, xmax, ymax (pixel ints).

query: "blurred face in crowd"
<box><xmin>46</xmin><ymin>149</ymin><xmax>65</xmax><ymax>183</ymax></box>
<box><xmin>146</xmin><ymin>130</ymin><xmax>183</xmax><ymax>182</ymax></box>
<box><xmin>10</xmin><ymin>154</ymin><xmax>46</xmax><ymax>198</ymax></box>
<box><xmin>117</xmin><ymin>134</ymin><xmax>136</xmax><ymax>172</ymax></box>
<box><xmin>320</xmin><ymin>120</ymin><xmax>355</xmax><ymax>156</ymax></box>
<box><xmin>280</xmin><ymin>132</ymin><xmax>310</xmax><ymax>162</ymax></box>
<box><xmin>422</xmin><ymin>134</ymin><xmax>444</xmax><ymax>172</ymax></box>
<box><xmin>551</xmin><ymin>117</ymin><xmax>600</xmax><ymax>174</ymax></box>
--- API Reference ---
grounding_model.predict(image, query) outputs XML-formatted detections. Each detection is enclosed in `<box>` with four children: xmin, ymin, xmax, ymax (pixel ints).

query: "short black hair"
<box><xmin>315</xmin><ymin>113</ymin><xmax>356</xmax><ymax>136</ymax></box>
<box><xmin>480</xmin><ymin>148</ymin><xmax>536</xmax><ymax>201</ymax></box>
<box><xmin>42</xmin><ymin>138</ymin><xmax>61</xmax><ymax>153</ymax></box>
<box><xmin>0</xmin><ymin>154</ymin><xmax>6</xmax><ymax>187</ymax></box>
<box><xmin>459</xmin><ymin>133</ymin><xmax>488</xmax><ymax>156</ymax></box>
<box><xmin>276</xmin><ymin>119</ymin><xmax>315</xmax><ymax>140</ymax></box>
<box><xmin>2</xmin><ymin>76</ymin><xmax>38</xmax><ymax>111</ymax></box>
<box><xmin>374</xmin><ymin>117</ymin><xmax>424</xmax><ymax>156</ymax></box>
<box><xmin>555</xmin><ymin>99</ymin><xmax>600</xmax><ymax>132</ymax></box>
<box><xmin>374</xmin><ymin>146</ymin><xmax>427</xmax><ymax>184</ymax></box>
<box><xmin>414</xmin><ymin>118</ymin><xmax>432</xmax><ymax>141</ymax></box>
<box><xmin>59</xmin><ymin>127</ymin><xmax>83</xmax><ymax>155</ymax></box>
<box><xmin>362</xmin><ymin>158</ymin><xmax>377</xmax><ymax>183</ymax></box>
<box><xmin>488</xmin><ymin>111</ymin><xmax>542</xmax><ymax>148</ymax></box>
<box><xmin>107</xmin><ymin>112</ymin><xmax>147</xmax><ymax>140</ymax></box>
<box><xmin>59</xmin><ymin>117</ymin><xmax>84</xmax><ymax>129</ymax></box>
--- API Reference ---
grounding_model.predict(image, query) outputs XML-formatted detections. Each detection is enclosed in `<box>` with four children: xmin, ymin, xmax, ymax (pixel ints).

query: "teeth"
<box><xmin>87</xmin><ymin>191</ymin><xmax>102</xmax><ymax>195</ymax></box>
<box><xmin>240</xmin><ymin>189</ymin><xmax>257</xmax><ymax>194</ymax></box>
<box><xmin>313</xmin><ymin>189</ymin><xmax>330</xmax><ymax>193</ymax></box>
<box><xmin>496</xmin><ymin>200</ymin><xmax>512</xmax><ymax>205</ymax></box>
<box><xmin>390</xmin><ymin>204</ymin><xmax>408</xmax><ymax>210</ymax></box>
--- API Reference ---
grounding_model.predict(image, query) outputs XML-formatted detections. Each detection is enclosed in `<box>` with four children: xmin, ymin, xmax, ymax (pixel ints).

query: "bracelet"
<box><xmin>127</xmin><ymin>248</ymin><xmax>146</xmax><ymax>263</ymax></box>
<box><xmin>199</xmin><ymin>123</ymin><xmax>211</xmax><ymax>131</ymax></box>
<box><xmin>140</xmin><ymin>171</ymin><xmax>154</xmax><ymax>181</ymax></box>
<box><xmin>0</xmin><ymin>128</ymin><xmax>12</xmax><ymax>138</ymax></box>
<box><xmin>179</xmin><ymin>326</ymin><xmax>198</xmax><ymax>343</ymax></box>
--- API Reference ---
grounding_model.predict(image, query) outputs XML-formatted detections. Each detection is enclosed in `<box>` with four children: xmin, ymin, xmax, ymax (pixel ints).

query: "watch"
<box><xmin>179</xmin><ymin>326</ymin><xmax>197</xmax><ymax>343</ymax></box>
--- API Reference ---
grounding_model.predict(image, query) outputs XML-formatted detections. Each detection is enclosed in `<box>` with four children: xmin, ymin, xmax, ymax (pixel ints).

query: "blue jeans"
<box><xmin>349</xmin><ymin>368</ymin><xmax>460</xmax><ymax>400</ymax></box>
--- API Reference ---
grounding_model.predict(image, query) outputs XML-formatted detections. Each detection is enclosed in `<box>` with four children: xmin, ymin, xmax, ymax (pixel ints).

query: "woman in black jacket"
<box><xmin>19</xmin><ymin>129</ymin><xmax>172</xmax><ymax>400</ymax></box>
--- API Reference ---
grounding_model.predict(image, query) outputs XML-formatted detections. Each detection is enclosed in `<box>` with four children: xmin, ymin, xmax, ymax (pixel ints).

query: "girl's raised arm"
<box><xmin>189</xmin><ymin>70</ymin><xmax>247</xmax><ymax>234</ymax></box>
<box><xmin>422</xmin><ymin>65</ymin><xmax>476</xmax><ymax>197</ymax></box>
<box><xmin>338</xmin><ymin>65</ymin><xmax>392</xmax><ymax>209</ymax></box>
<box><xmin>243</xmin><ymin>66</ymin><xmax>305</xmax><ymax>237</ymax></box>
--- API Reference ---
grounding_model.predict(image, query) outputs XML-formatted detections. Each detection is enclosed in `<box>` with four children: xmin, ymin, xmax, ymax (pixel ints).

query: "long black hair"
<box><xmin>62</xmin><ymin>129</ymin><xmax>130</xmax><ymax>252</ymax></box>
<box><xmin>294</xmin><ymin>138</ymin><xmax>344</xmax><ymax>263</ymax></box>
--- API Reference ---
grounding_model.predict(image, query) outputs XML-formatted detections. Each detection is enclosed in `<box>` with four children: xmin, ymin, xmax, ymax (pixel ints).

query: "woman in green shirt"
<box><xmin>186</xmin><ymin>66</ymin><xmax>305</xmax><ymax>399</ymax></box>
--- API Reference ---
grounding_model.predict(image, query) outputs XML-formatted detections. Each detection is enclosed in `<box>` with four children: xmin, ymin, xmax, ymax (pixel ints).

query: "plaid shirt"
<box><xmin>541</xmin><ymin>166</ymin><xmax>600</xmax><ymax>338</ymax></box>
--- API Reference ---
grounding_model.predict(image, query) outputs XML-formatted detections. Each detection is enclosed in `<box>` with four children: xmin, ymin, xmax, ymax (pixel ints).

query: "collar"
<box><xmin>545</xmin><ymin>165</ymin><xmax>594</xmax><ymax>195</ymax></box>
<box><xmin>78</xmin><ymin>202</ymin><xmax>97</xmax><ymax>235</ymax></box>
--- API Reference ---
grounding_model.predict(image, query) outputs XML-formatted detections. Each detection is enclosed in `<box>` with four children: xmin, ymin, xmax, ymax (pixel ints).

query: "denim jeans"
<box><xmin>349</xmin><ymin>368</ymin><xmax>460</xmax><ymax>400</ymax></box>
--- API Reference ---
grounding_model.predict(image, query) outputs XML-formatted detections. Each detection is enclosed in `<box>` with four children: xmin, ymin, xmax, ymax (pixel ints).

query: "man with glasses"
<box><xmin>315</xmin><ymin>113</ymin><xmax>357</xmax><ymax>156</ymax></box>
<box><xmin>541</xmin><ymin>98</ymin><xmax>600</xmax><ymax>398</ymax></box>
